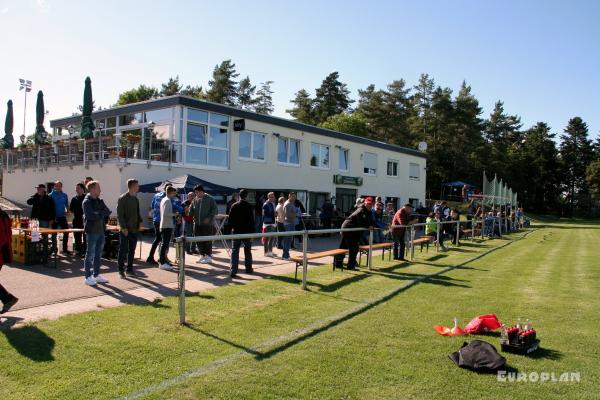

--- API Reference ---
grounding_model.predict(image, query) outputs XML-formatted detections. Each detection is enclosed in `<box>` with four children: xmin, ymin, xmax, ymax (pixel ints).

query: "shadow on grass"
<box><xmin>425</xmin><ymin>254</ymin><xmax>449</xmax><ymax>262</ymax></box>
<box><xmin>184</xmin><ymin>323</ymin><xmax>261</xmax><ymax>356</ymax></box>
<box><xmin>448</xmin><ymin>247</ymin><xmax>476</xmax><ymax>253</ymax></box>
<box><xmin>529</xmin><ymin>347</ymin><xmax>563</xmax><ymax>361</ymax></box>
<box><xmin>1</xmin><ymin>325</ymin><xmax>55</xmax><ymax>362</ymax></box>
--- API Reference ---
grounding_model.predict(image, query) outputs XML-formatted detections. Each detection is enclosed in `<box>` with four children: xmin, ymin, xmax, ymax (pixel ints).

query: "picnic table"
<box><xmin>15</xmin><ymin>227</ymin><xmax>84</xmax><ymax>268</ymax></box>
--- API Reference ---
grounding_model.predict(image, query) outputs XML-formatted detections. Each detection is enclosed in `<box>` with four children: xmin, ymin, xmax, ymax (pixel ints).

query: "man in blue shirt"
<box><xmin>50</xmin><ymin>180</ymin><xmax>71</xmax><ymax>255</ymax></box>
<box><xmin>147</xmin><ymin>183</ymin><xmax>184</xmax><ymax>264</ymax></box>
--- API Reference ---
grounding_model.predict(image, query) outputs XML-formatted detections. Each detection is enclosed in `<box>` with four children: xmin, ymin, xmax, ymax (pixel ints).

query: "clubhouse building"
<box><xmin>1</xmin><ymin>95</ymin><xmax>426</xmax><ymax>216</ymax></box>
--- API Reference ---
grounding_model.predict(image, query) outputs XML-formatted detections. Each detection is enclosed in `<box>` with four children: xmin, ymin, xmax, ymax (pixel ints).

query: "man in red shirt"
<box><xmin>391</xmin><ymin>203</ymin><xmax>414</xmax><ymax>261</ymax></box>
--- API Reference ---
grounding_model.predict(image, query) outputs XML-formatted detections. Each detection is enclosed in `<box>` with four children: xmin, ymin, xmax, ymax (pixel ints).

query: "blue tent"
<box><xmin>443</xmin><ymin>181</ymin><xmax>476</xmax><ymax>188</ymax></box>
<box><xmin>138</xmin><ymin>174</ymin><xmax>237</xmax><ymax>195</ymax></box>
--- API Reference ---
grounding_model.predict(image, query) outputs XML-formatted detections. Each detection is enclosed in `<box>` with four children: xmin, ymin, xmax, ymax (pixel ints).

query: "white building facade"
<box><xmin>1</xmin><ymin>96</ymin><xmax>426</xmax><ymax>216</ymax></box>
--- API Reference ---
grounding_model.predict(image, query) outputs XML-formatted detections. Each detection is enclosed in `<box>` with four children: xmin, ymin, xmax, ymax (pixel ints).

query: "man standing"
<box><xmin>70</xmin><ymin>183</ymin><xmax>87</xmax><ymax>257</ymax></box>
<box><xmin>49</xmin><ymin>181</ymin><xmax>71</xmax><ymax>255</ymax></box>
<box><xmin>335</xmin><ymin>197</ymin><xmax>374</xmax><ymax>270</ymax></box>
<box><xmin>281</xmin><ymin>192</ymin><xmax>299</xmax><ymax>260</ymax></box>
<box><xmin>262</xmin><ymin>192</ymin><xmax>277</xmax><ymax>257</ymax></box>
<box><xmin>116</xmin><ymin>179</ymin><xmax>143</xmax><ymax>278</ymax></box>
<box><xmin>275</xmin><ymin>196</ymin><xmax>285</xmax><ymax>250</ymax></box>
<box><xmin>159</xmin><ymin>187</ymin><xmax>178</xmax><ymax>271</ymax></box>
<box><xmin>188</xmin><ymin>185</ymin><xmax>218</xmax><ymax>263</ymax></box>
<box><xmin>27</xmin><ymin>184</ymin><xmax>55</xmax><ymax>228</ymax></box>
<box><xmin>227</xmin><ymin>189</ymin><xmax>254</xmax><ymax>277</ymax></box>
<box><xmin>82</xmin><ymin>181</ymin><xmax>111</xmax><ymax>286</ymax></box>
<box><xmin>391</xmin><ymin>203</ymin><xmax>413</xmax><ymax>261</ymax></box>
<box><xmin>182</xmin><ymin>192</ymin><xmax>197</xmax><ymax>254</ymax></box>
<box><xmin>147</xmin><ymin>183</ymin><xmax>183</xmax><ymax>264</ymax></box>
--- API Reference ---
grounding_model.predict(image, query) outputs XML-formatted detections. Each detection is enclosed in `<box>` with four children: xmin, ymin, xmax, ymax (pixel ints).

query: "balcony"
<box><xmin>0</xmin><ymin>135</ymin><xmax>182</xmax><ymax>173</ymax></box>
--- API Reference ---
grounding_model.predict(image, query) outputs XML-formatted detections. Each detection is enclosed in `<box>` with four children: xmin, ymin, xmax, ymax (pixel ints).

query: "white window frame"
<box><xmin>277</xmin><ymin>136</ymin><xmax>301</xmax><ymax>166</ymax></box>
<box><xmin>409</xmin><ymin>162</ymin><xmax>421</xmax><ymax>180</ymax></box>
<box><xmin>310</xmin><ymin>142</ymin><xmax>331</xmax><ymax>170</ymax></box>
<box><xmin>387</xmin><ymin>159</ymin><xmax>399</xmax><ymax>177</ymax></box>
<box><xmin>238</xmin><ymin>130</ymin><xmax>267</xmax><ymax>163</ymax></box>
<box><xmin>183</xmin><ymin>108</ymin><xmax>230</xmax><ymax>169</ymax></box>
<box><xmin>363</xmin><ymin>152</ymin><xmax>378</xmax><ymax>176</ymax></box>
<box><xmin>338</xmin><ymin>147</ymin><xmax>349</xmax><ymax>172</ymax></box>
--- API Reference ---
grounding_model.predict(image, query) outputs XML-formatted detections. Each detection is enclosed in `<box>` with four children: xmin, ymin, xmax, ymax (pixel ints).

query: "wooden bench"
<box><xmin>290</xmin><ymin>249</ymin><xmax>349</xmax><ymax>280</ymax></box>
<box><xmin>408</xmin><ymin>236</ymin><xmax>434</xmax><ymax>254</ymax></box>
<box><xmin>358</xmin><ymin>242</ymin><xmax>393</xmax><ymax>266</ymax></box>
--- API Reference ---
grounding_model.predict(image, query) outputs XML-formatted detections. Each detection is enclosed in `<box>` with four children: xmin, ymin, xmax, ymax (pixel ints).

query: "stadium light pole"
<box><xmin>19</xmin><ymin>79</ymin><xmax>32</xmax><ymax>141</ymax></box>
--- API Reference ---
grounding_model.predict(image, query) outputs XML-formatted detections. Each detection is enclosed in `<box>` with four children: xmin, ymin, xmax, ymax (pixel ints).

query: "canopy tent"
<box><xmin>443</xmin><ymin>181</ymin><xmax>476</xmax><ymax>188</ymax></box>
<box><xmin>138</xmin><ymin>174</ymin><xmax>237</xmax><ymax>195</ymax></box>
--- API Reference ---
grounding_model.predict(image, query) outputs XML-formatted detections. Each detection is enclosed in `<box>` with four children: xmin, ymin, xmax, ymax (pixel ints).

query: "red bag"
<box><xmin>464</xmin><ymin>314</ymin><xmax>502</xmax><ymax>334</ymax></box>
<box><xmin>261</xmin><ymin>226</ymin><xmax>267</xmax><ymax>245</ymax></box>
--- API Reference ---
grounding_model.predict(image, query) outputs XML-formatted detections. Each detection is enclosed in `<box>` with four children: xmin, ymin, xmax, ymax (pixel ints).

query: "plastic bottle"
<box><xmin>516</xmin><ymin>318</ymin><xmax>522</xmax><ymax>332</ymax></box>
<box><xmin>523</xmin><ymin>319</ymin><xmax>532</xmax><ymax>331</ymax></box>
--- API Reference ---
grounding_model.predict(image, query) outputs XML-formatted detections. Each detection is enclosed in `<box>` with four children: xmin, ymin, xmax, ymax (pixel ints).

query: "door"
<box><xmin>335</xmin><ymin>188</ymin><xmax>357</xmax><ymax>216</ymax></box>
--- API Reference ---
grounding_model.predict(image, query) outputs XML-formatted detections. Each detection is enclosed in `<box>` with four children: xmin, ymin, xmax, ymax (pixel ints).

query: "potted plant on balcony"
<box><xmin>118</xmin><ymin>136</ymin><xmax>128</xmax><ymax>158</ymax></box>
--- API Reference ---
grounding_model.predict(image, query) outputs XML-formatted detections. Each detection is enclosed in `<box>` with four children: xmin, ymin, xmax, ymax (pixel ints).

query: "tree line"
<box><xmin>116</xmin><ymin>60</ymin><xmax>600</xmax><ymax>217</ymax></box>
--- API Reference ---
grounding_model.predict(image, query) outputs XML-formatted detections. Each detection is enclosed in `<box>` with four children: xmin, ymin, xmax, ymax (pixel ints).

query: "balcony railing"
<box><xmin>0</xmin><ymin>135</ymin><xmax>182</xmax><ymax>172</ymax></box>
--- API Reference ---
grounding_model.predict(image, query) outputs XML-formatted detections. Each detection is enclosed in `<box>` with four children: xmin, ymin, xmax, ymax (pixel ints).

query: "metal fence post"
<box><xmin>455</xmin><ymin>220</ymin><xmax>460</xmax><ymax>246</ymax></box>
<box><xmin>367</xmin><ymin>228</ymin><xmax>374</xmax><ymax>270</ymax></box>
<box><xmin>301</xmin><ymin>231</ymin><xmax>309</xmax><ymax>290</ymax></box>
<box><xmin>436</xmin><ymin>221</ymin><xmax>441</xmax><ymax>251</ymax></box>
<box><xmin>410</xmin><ymin>224</ymin><xmax>415</xmax><ymax>261</ymax></box>
<box><xmin>177</xmin><ymin>239</ymin><xmax>186</xmax><ymax>325</ymax></box>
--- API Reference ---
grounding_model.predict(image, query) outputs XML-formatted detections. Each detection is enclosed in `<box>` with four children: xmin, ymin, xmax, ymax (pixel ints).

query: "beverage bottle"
<box><xmin>516</xmin><ymin>318</ymin><xmax>522</xmax><ymax>332</ymax></box>
<box><xmin>523</xmin><ymin>319</ymin><xmax>531</xmax><ymax>331</ymax></box>
<box><xmin>500</xmin><ymin>324</ymin><xmax>508</xmax><ymax>342</ymax></box>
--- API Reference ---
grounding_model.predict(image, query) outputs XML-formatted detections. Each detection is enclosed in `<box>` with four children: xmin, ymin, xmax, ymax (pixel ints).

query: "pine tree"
<box><xmin>254</xmin><ymin>81</ymin><xmax>274</xmax><ymax>115</ymax></box>
<box><xmin>381</xmin><ymin>79</ymin><xmax>413</xmax><ymax>146</ymax></box>
<box><xmin>559</xmin><ymin>117</ymin><xmax>594</xmax><ymax>215</ymax></box>
<box><xmin>408</xmin><ymin>73</ymin><xmax>435</xmax><ymax>140</ymax></box>
<box><xmin>237</xmin><ymin>76</ymin><xmax>257</xmax><ymax>110</ymax></box>
<box><xmin>286</xmin><ymin>89</ymin><xmax>315</xmax><ymax>124</ymax></box>
<box><xmin>313</xmin><ymin>72</ymin><xmax>353</xmax><ymax>124</ymax></box>
<box><xmin>180</xmin><ymin>85</ymin><xmax>204</xmax><ymax>99</ymax></box>
<box><xmin>160</xmin><ymin>76</ymin><xmax>182</xmax><ymax>96</ymax></box>
<box><xmin>206</xmin><ymin>60</ymin><xmax>240</xmax><ymax>105</ymax></box>
<box><xmin>484</xmin><ymin>100</ymin><xmax>523</xmax><ymax>178</ymax></box>
<box><xmin>355</xmin><ymin>84</ymin><xmax>387</xmax><ymax>141</ymax></box>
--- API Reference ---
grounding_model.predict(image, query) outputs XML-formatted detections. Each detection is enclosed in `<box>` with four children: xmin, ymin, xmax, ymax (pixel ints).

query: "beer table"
<box><xmin>16</xmin><ymin>227</ymin><xmax>85</xmax><ymax>268</ymax></box>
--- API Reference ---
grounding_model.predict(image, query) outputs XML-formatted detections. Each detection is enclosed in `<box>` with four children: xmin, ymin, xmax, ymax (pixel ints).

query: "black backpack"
<box><xmin>449</xmin><ymin>340</ymin><xmax>506</xmax><ymax>372</ymax></box>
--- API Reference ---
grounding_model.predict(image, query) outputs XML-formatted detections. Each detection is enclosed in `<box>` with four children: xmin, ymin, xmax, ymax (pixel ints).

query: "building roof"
<box><xmin>50</xmin><ymin>95</ymin><xmax>427</xmax><ymax>159</ymax></box>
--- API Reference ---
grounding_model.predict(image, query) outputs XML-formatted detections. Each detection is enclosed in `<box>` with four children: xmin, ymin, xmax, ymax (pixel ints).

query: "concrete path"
<box><xmin>0</xmin><ymin>235</ymin><xmax>346</xmax><ymax>327</ymax></box>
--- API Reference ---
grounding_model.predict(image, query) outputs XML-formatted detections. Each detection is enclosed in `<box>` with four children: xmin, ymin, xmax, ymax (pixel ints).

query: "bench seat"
<box><xmin>290</xmin><ymin>249</ymin><xmax>349</xmax><ymax>280</ymax></box>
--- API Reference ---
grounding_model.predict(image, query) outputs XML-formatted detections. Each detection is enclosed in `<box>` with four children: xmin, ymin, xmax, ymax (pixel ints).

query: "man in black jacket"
<box><xmin>336</xmin><ymin>197</ymin><xmax>374</xmax><ymax>270</ymax></box>
<box><xmin>227</xmin><ymin>189</ymin><xmax>255</xmax><ymax>277</ymax></box>
<box><xmin>27</xmin><ymin>184</ymin><xmax>55</xmax><ymax>228</ymax></box>
<box><xmin>70</xmin><ymin>183</ymin><xmax>87</xmax><ymax>257</ymax></box>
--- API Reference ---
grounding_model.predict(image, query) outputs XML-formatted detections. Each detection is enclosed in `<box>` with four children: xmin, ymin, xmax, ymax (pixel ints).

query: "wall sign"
<box><xmin>233</xmin><ymin>119</ymin><xmax>245</xmax><ymax>131</ymax></box>
<box><xmin>333</xmin><ymin>175</ymin><xmax>363</xmax><ymax>186</ymax></box>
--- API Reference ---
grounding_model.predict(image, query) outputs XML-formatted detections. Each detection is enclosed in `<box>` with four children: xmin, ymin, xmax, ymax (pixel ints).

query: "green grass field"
<box><xmin>1</xmin><ymin>219</ymin><xmax>599</xmax><ymax>400</ymax></box>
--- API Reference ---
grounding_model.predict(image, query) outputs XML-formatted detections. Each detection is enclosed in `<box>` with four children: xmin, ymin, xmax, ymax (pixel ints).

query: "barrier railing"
<box><xmin>174</xmin><ymin>217</ymin><xmax>521</xmax><ymax>324</ymax></box>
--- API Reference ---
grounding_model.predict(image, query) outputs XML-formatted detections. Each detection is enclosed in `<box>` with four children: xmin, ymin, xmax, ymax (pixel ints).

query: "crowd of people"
<box><xmin>18</xmin><ymin>179</ymin><xmax>525</xmax><ymax>287</ymax></box>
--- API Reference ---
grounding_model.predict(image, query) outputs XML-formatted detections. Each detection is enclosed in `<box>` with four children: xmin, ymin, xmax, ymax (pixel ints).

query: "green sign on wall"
<box><xmin>333</xmin><ymin>174</ymin><xmax>363</xmax><ymax>186</ymax></box>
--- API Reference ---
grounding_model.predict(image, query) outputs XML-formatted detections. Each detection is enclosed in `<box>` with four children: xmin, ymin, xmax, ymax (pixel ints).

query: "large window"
<box><xmin>310</xmin><ymin>143</ymin><xmax>330</xmax><ymax>169</ymax></box>
<box><xmin>363</xmin><ymin>152</ymin><xmax>377</xmax><ymax>176</ymax></box>
<box><xmin>409</xmin><ymin>162</ymin><xmax>421</xmax><ymax>180</ymax></box>
<box><xmin>338</xmin><ymin>148</ymin><xmax>349</xmax><ymax>171</ymax></box>
<box><xmin>239</xmin><ymin>130</ymin><xmax>266</xmax><ymax>161</ymax></box>
<box><xmin>277</xmin><ymin>137</ymin><xmax>300</xmax><ymax>165</ymax></box>
<box><xmin>185</xmin><ymin>109</ymin><xmax>229</xmax><ymax>168</ymax></box>
<box><xmin>387</xmin><ymin>160</ymin><xmax>398</xmax><ymax>177</ymax></box>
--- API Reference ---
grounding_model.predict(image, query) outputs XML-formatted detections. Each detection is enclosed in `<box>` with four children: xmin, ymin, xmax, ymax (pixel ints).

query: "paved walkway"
<box><xmin>0</xmin><ymin>235</ymin><xmax>344</xmax><ymax>327</ymax></box>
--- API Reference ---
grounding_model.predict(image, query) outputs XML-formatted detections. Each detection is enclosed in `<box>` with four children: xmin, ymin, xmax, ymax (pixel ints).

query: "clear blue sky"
<box><xmin>1</xmin><ymin>0</ymin><xmax>599</xmax><ymax>143</ymax></box>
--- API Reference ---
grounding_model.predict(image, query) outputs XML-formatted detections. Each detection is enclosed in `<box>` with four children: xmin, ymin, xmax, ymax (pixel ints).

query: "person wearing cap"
<box><xmin>335</xmin><ymin>196</ymin><xmax>374</xmax><ymax>270</ymax></box>
<box><xmin>391</xmin><ymin>203</ymin><xmax>414</xmax><ymax>261</ymax></box>
<box><xmin>27</xmin><ymin>184</ymin><xmax>55</xmax><ymax>228</ymax></box>
<box><xmin>372</xmin><ymin>202</ymin><xmax>386</xmax><ymax>243</ymax></box>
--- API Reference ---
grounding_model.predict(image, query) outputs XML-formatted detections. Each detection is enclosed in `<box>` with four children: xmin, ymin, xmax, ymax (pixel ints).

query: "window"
<box><xmin>118</xmin><ymin>112</ymin><xmax>143</xmax><ymax>126</ymax></box>
<box><xmin>277</xmin><ymin>137</ymin><xmax>300</xmax><ymax>165</ymax></box>
<box><xmin>363</xmin><ymin>152</ymin><xmax>377</xmax><ymax>175</ymax></box>
<box><xmin>144</xmin><ymin>108</ymin><xmax>173</xmax><ymax>123</ymax></box>
<box><xmin>409</xmin><ymin>162</ymin><xmax>420</xmax><ymax>180</ymax></box>
<box><xmin>310</xmin><ymin>143</ymin><xmax>330</xmax><ymax>169</ymax></box>
<box><xmin>238</xmin><ymin>130</ymin><xmax>266</xmax><ymax>161</ymax></box>
<box><xmin>387</xmin><ymin>160</ymin><xmax>398</xmax><ymax>177</ymax></box>
<box><xmin>185</xmin><ymin>108</ymin><xmax>230</xmax><ymax>168</ymax></box>
<box><xmin>338</xmin><ymin>148</ymin><xmax>349</xmax><ymax>171</ymax></box>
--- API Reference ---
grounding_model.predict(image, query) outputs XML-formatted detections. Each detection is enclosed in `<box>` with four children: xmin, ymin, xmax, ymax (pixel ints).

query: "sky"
<box><xmin>0</xmin><ymin>0</ymin><xmax>599</xmax><ymax>143</ymax></box>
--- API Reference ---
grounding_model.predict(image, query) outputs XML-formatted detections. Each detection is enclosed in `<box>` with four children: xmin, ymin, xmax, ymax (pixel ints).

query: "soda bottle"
<box><xmin>516</xmin><ymin>318</ymin><xmax>522</xmax><ymax>332</ymax></box>
<box><xmin>523</xmin><ymin>319</ymin><xmax>531</xmax><ymax>331</ymax></box>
